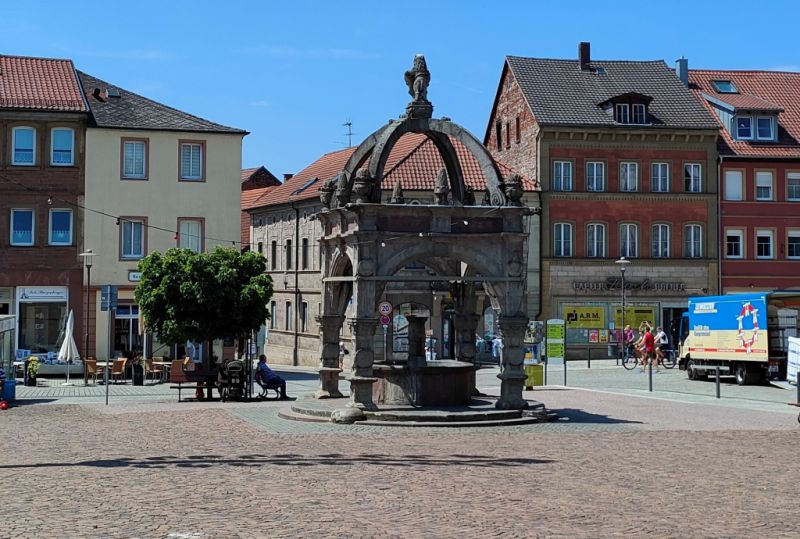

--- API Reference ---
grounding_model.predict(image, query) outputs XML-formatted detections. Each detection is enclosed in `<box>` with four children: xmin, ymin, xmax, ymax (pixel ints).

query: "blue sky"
<box><xmin>2</xmin><ymin>1</ymin><xmax>798</xmax><ymax>177</ymax></box>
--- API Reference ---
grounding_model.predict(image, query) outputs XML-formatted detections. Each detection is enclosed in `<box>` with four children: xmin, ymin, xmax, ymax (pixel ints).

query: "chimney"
<box><xmin>579</xmin><ymin>42</ymin><xmax>591</xmax><ymax>70</ymax></box>
<box><xmin>283</xmin><ymin>173</ymin><xmax>294</xmax><ymax>182</ymax></box>
<box><xmin>676</xmin><ymin>57</ymin><xmax>689</xmax><ymax>87</ymax></box>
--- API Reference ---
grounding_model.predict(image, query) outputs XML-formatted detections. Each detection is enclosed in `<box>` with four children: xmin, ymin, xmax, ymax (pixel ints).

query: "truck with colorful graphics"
<box><xmin>679</xmin><ymin>292</ymin><xmax>800</xmax><ymax>385</ymax></box>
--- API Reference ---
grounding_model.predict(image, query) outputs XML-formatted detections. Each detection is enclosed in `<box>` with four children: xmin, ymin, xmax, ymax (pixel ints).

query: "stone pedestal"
<box><xmin>333</xmin><ymin>317</ymin><xmax>379</xmax><ymax>420</ymax></box>
<box><xmin>316</xmin><ymin>314</ymin><xmax>345</xmax><ymax>399</ymax></box>
<box><xmin>495</xmin><ymin>315</ymin><xmax>529</xmax><ymax>410</ymax></box>
<box><xmin>455</xmin><ymin>313</ymin><xmax>480</xmax><ymax>395</ymax></box>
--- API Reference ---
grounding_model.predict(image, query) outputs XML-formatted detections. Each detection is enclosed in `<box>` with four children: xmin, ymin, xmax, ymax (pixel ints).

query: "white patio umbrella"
<box><xmin>58</xmin><ymin>310</ymin><xmax>81</xmax><ymax>386</ymax></box>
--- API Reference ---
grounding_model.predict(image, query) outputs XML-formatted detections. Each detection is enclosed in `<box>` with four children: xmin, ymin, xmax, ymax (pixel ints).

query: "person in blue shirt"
<box><xmin>255</xmin><ymin>354</ymin><xmax>290</xmax><ymax>399</ymax></box>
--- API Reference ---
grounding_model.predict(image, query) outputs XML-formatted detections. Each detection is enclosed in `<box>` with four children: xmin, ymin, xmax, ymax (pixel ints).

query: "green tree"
<box><xmin>134</xmin><ymin>247</ymin><xmax>273</xmax><ymax>356</ymax></box>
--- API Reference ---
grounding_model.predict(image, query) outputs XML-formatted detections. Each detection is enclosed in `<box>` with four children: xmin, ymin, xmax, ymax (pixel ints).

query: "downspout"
<box><xmin>717</xmin><ymin>155</ymin><xmax>724</xmax><ymax>294</ymax></box>
<box><xmin>291</xmin><ymin>201</ymin><xmax>300</xmax><ymax>366</ymax></box>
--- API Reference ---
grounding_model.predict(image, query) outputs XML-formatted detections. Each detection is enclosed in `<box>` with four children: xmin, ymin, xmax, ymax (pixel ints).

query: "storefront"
<box><xmin>548</xmin><ymin>263</ymin><xmax>715</xmax><ymax>357</ymax></box>
<box><xmin>15</xmin><ymin>286</ymin><xmax>69</xmax><ymax>360</ymax></box>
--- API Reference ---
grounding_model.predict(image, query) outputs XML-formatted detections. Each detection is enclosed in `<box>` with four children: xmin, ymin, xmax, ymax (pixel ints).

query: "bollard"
<box><xmin>648</xmin><ymin>358</ymin><xmax>653</xmax><ymax>392</ymax></box>
<box><xmin>797</xmin><ymin>375</ymin><xmax>799</xmax><ymax>404</ymax></box>
<box><xmin>715</xmin><ymin>367</ymin><xmax>721</xmax><ymax>399</ymax></box>
<box><xmin>544</xmin><ymin>359</ymin><xmax>548</xmax><ymax>386</ymax></box>
<box><xmin>564</xmin><ymin>359</ymin><xmax>568</xmax><ymax>387</ymax></box>
<box><xmin>587</xmin><ymin>347</ymin><xmax>591</xmax><ymax>369</ymax></box>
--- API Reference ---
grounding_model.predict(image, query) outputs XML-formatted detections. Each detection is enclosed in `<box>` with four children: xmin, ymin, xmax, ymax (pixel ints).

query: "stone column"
<box><xmin>315</xmin><ymin>314</ymin><xmax>344</xmax><ymax>399</ymax></box>
<box><xmin>332</xmin><ymin>317</ymin><xmax>378</xmax><ymax>423</ymax></box>
<box><xmin>455</xmin><ymin>313</ymin><xmax>480</xmax><ymax>394</ymax></box>
<box><xmin>495</xmin><ymin>315</ymin><xmax>529</xmax><ymax>410</ymax></box>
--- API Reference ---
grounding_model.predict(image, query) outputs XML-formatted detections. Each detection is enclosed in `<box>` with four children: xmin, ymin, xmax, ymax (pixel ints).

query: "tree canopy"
<box><xmin>134</xmin><ymin>247</ymin><xmax>273</xmax><ymax>346</ymax></box>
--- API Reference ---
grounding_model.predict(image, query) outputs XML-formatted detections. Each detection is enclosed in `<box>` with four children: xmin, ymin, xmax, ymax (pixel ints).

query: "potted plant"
<box><xmin>26</xmin><ymin>357</ymin><xmax>40</xmax><ymax>386</ymax></box>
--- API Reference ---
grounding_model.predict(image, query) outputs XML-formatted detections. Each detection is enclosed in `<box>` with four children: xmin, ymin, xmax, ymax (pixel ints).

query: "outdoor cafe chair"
<box><xmin>85</xmin><ymin>358</ymin><xmax>100</xmax><ymax>384</ymax></box>
<box><xmin>111</xmin><ymin>358</ymin><xmax>127</xmax><ymax>384</ymax></box>
<box><xmin>145</xmin><ymin>358</ymin><xmax>163</xmax><ymax>383</ymax></box>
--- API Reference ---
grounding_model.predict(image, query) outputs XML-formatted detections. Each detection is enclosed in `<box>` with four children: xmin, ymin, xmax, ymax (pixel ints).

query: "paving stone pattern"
<box><xmin>2</xmin><ymin>364</ymin><xmax>799</xmax><ymax>538</ymax></box>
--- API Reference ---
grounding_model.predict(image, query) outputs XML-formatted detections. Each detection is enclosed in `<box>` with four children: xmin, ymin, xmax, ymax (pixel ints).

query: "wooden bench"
<box><xmin>169</xmin><ymin>360</ymin><xmax>218</xmax><ymax>402</ymax></box>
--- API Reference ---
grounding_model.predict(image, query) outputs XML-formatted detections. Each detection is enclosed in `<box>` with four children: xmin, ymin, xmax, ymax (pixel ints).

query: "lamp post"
<box><xmin>79</xmin><ymin>250</ymin><xmax>94</xmax><ymax>385</ymax></box>
<box><xmin>615</xmin><ymin>256</ymin><xmax>631</xmax><ymax>363</ymax></box>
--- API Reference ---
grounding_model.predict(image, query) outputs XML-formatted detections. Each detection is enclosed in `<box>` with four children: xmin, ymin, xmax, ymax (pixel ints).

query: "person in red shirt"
<box><xmin>642</xmin><ymin>327</ymin><xmax>658</xmax><ymax>372</ymax></box>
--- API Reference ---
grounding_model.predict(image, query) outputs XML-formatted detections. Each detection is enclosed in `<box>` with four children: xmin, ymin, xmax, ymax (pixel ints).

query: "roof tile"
<box><xmin>689</xmin><ymin>69</ymin><xmax>800</xmax><ymax>158</ymax></box>
<box><xmin>0</xmin><ymin>55</ymin><xmax>87</xmax><ymax>111</ymax></box>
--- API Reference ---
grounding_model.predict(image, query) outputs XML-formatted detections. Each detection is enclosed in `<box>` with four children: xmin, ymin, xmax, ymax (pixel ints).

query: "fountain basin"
<box><xmin>372</xmin><ymin>360</ymin><xmax>473</xmax><ymax>406</ymax></box>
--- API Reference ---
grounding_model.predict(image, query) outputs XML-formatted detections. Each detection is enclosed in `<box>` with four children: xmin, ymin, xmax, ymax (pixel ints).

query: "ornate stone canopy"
<box><xmin>314</xmin><ymin>55</ymin><xmax>539</xmax><ymax>423</ymax></box>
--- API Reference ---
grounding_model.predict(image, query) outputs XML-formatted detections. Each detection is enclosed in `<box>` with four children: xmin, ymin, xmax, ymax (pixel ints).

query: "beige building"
<box><xmin>78</xmin><ymin>72</ymin><xmax>246</xmax><ymax>360</ymax></box>
<box><xmin>245</xmin><ymin>133</ymin><xmax>540</xmax><ymax>367</ymax></box>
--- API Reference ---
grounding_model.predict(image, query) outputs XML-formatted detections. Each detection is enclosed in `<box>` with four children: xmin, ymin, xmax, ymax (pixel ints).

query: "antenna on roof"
<box><xmin>343</xmin><ymin>119</ymin><xmax>355</xmax><ymax>148</ymax></box>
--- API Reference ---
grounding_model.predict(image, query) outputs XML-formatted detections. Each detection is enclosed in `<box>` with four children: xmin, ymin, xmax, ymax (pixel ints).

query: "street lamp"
<box><xmin>615</xmin><ymin>256</ymin><xmax>631</xmax><ymax>362</ymax></box>
<box><xmin>79</xmin><ymin>250</ymin><xmax>94</xmax><ymax>385</ymax></box>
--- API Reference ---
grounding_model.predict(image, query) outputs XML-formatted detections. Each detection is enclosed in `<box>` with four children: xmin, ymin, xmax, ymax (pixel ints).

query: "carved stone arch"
<box><xmin>378</xmin><ymin>243</ymin><xmax>495</xmax><ymax>279</ymax></box>
<box><xmin>326</xmin><ymin>249</ymin><xmax>353</xmax><ymax>317</ymax></box>
<box><xmin>428</xmin><ymin>119</ymin><xmax>507</xmax><ymax>206</ymax></box>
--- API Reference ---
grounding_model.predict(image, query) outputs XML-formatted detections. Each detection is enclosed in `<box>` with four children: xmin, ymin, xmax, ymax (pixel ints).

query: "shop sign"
<box><xmin>128</xmin><ymin>271</ymin><xmax>142</xmax><ymax>282</ymax></box>
<box><xmin>17</xmin><ymin>287</ymin><xmax>68</xmax><ymax>302</ymax></box>
<box><xmin>573</xmin><ymin>277</ymin><xmax>686</xmax><ymax>293</ymax></box>
<box><xmin>564</xmin><ymin>306</ymin><xmax>605</xmax><ymax>329</ymax></box>
<box><xmin>613</xmin><ymin>306</ymin><xmax>656</xmax><ymax>329</ymax></box>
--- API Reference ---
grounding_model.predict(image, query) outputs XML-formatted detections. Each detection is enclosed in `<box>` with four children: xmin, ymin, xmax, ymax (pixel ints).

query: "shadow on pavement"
<box><xmin>0</xmin><ymin>452</ymin><xmax>554</xmax><ymax>470</ymax></box>
<box><xmin>549</xmin><ymin>408</ymin><xmax>643</xmax><ymax>425</ymax></box>
<box><xmin>8</xmin><ymin>399</ymin><xmax>59</xmax><ymax>406</ymax></box>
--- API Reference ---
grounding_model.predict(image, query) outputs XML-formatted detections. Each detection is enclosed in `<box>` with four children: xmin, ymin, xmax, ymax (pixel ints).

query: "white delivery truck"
<box><xmin>679</xmin><ymin>292</ymin><xmax>800</xmax><ymax>385</ymax></box>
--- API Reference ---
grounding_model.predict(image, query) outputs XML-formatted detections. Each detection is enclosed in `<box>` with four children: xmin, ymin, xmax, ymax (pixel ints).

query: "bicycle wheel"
<box><xmin>662</xmin><ymin>350</ymin><xmax>676</xmax><ymax>369</ymax></box>
<box><xmin>622</xmin><ymin>351</ymin><xmax>638</xmax><ymax>370</ymax></box>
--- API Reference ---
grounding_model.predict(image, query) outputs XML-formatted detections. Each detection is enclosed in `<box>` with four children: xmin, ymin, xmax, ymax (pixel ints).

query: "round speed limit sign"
<box><xmin>378</xmin><ymin>301</ymin><xmax>393</xmax><ymax>316</ymax></box>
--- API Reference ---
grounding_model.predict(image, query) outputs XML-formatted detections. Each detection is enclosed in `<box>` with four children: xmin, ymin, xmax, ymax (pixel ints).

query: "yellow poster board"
<box><xmin>564</xmin><ymin>306</ymin><xmax>605</xmax><ymax>329</ymax></box>
<box><xmin>613</xmin><ymin>306</ymin><xmax>656</xmax><ymax>329</ymax></box>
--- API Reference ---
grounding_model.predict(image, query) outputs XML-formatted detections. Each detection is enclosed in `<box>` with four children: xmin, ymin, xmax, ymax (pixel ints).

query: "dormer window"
<box><xmin>605</xmin><ymin>92</ymin><xmax>651</xmax><ymax>125</ymax></box>
<box><xmin>734</xmin><ymin>115</ymin><xmax>776</xmax><ymax>141</ymax></box>
<box><xmin>711</xmin><ymin>80</ymin><xmax>738</xmax><ymax>93</ymax></box>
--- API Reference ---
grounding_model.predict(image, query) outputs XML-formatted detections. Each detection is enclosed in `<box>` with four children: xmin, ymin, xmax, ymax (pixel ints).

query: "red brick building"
<box><xmin>0</xmin><ymin>55</ymin><xmax>88</xmax><ymax>369</ymax></box>
<box><xmin>689</xmin><ymin>69</ymin><xmax>800</xmax><ymax>293</ymax></box>
<box><xmin>485</xmin><ymin>44</ymin><xmax>720</xmax><ymax>354</ymax></box>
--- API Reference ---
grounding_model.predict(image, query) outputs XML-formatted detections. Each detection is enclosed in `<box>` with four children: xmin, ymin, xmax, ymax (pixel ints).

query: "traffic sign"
<box><xmin>378</xmin><ymin>301</ymin><xmax>393</xmax><ymax>316</ymax></box>
<box><xmin>380</xmin><ymin>315</ymin><xmax>391</xmax><ymax>326</ymax></box>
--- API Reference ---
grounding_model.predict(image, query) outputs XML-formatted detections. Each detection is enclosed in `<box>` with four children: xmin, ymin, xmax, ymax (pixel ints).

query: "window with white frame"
<box><xmin>619</xmin><ymin>223</ymin><xmax>638</xmax><ymax>257</ymax></box>
<box><xmin>788</xmin><ymin>231</ymin><xmax>800</xmax><ymax>259</ymax></box>
<box><xmin>10</xmin><ymin>209</ymin><xmax>34</xmax><ymax>246</ymax></box>
<box><xmin>122</xmin><ymin>140</ymin><xmax>146</xmax><ymax>178</ymax></box>
<box><xmin>788</xmin><ymin>174</ymin><xmax>800</xmax><ymax>201</ymax></box>
<box><xmin>285</xmin><ymin>301</ymin><xmax>293</xmax><ymax>331</ymax></box>
<box><xmin>50</xmin><ymin>128</ymin><xmax>74</xmax><ymax>166</ymax></box>
<box><xmin>586</xmin><ymin>223</ymin><xmax>605</xmax><ymax>258</ymax></box>
<box><xmin>620</xmin><ymin>162</ymin><xmax>638</xmax><ymax>192</ymax></box>
<box><xmin>615</xmin><ymin>104</ymin><xmax>630</xmax><ymax>124</ymax></box>
<box><xmin>725</xmin><ymin>229</ymin><xmax>744</xmax><ymax>259</ymax></box>
<box><xmin>632</xmin><ymin>104</ymin><xmax>646</xmax><ymax>124</ymax></box>
<box><xmin>651</xmin><ymin>224</ymin><xmax>670</xmax><ymax>258</ymax></box>
<box><xmin>724</xmin><ymin>170</ymin><xmax>743</xmax><ymax>201</ymax></box>
<box><xmin>684</xmin><ymin>224</ymin><xmax>703</xmax><ymax>258</ymax></box>
<box><xmin>553</xmin><ymin>223</ymin><xmax>573</xmax><ymax>257</ymax></box>
<box><xmin>735</xmin><ymin>116</ymin><xmax>752</xmax><ymax>139</ymax></box>
<box><xmin>12</xmin><ymin>127</ymin><xmax>35</xmax><ymax>165</ymax></box>
<box><xmin>651</xmin><ymin>163</ymin><xmax>669</xmax><ymax>192</ymax></box>
<box><xmin>755</xmin><ymin>171</ymin><xmax>773</xmax><ymax>200</ymax></box>
<box><xmin>180</xmin><ymin>142</ymin><xmax>203</xmax><ymax>180</ymax></box>
<box><xmin>49</xmin><ymin>209</ymin><xmax>73</xmax><ymax>245</ymax></box>
<box><xmin>586</xmin><ymin>162</ymin><xmax>605</xmax><ymax>192</ymax></box>
<box><xmin>684</xmin><ymin>163</ymin><xmax>702</xmax><ymax>192</ymax></box>
<box><xmin>121</xmin><ymin>220</ymin><xmax>145</xmax><ymax>259</ymax></box>
<box><xmin>756</xmin><ymin>229</ymin><xmax>773</xmax><ymax>259</ymax></box>
<box><xmin>179</xmin><ymin>219</ymin><xmax>202</xmax><ymax>252</ymax></box>
<box><xmin>553</xmin><ymin>161</ymin><xmax>573</xmax><ymax>191</ymax></box>
<box><xmin>756</xmin><ymin>116</ymin><xmax>775</xmax><ymax>140</ymax></box>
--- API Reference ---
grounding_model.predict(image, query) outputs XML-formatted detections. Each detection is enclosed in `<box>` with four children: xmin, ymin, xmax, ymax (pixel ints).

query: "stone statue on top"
<box><xmin>404</xmin><ymin>54</ymin><xmax>433</xmax><ymax>119</ymax></box>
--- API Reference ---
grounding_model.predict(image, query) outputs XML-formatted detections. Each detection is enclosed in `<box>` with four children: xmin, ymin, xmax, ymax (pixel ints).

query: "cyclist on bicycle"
<box><xmin>623</xmin><ymin>324</ymin><xmax>636</xmax><ymax>358</ymax></box>
<box><xmin>654</xmin><ymin>326</ymin><xmax>668</xmax><ymax>366</ymax></box>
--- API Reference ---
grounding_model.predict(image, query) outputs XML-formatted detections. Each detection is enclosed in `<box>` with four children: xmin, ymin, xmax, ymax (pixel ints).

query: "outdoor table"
<box><xmin>153</xmin><ymin>361</ymin><xmax>171</xmax><ymax>382</ymax></box>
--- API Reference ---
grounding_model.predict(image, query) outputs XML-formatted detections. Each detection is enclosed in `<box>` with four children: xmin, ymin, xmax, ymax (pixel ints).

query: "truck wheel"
<box><xmin>687</xmin><ymin>359</ymin><xmax>706</xmax><ymax>381</ymax></box>
<box><xmin>735</xmin><ymin>364</ymin><xmax>749</xmax><ymax>386</ymax></box>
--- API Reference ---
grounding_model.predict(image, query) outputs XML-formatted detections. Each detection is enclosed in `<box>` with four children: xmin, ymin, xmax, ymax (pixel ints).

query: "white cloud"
<box><xmin>768</xmin><ymin>65</ymin><xmax>800</xmax><ymax>73</ymax></box>
<box><xmin>242</xmin><ymin>45</ymin><xmax>379</xmax><ymax>60</ymax></box>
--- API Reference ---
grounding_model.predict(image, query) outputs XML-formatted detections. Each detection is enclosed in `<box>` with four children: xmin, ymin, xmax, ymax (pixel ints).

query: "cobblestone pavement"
<box><xmin>2</xmin><ymin>365</ymin><xmax>799</xmax><ymax>538</ymax></box>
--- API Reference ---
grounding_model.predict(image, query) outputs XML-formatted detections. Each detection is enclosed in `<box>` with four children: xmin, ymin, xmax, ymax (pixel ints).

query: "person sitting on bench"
<box><xmin>255</xmin><ymin>354</ymin><xmax>290</xmax><ymax>399</ymax></box>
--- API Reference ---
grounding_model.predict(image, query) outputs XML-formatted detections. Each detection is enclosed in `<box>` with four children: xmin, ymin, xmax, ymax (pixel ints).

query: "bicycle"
<box><xmin>621</xmin><ymin>345</ymin><xmax>640</xmax><ymax>370</ymax></box>
<box><xmin>658</xmin><ymin>347</ymin><xmax>677</xmax><ymax>369</ymax></box>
